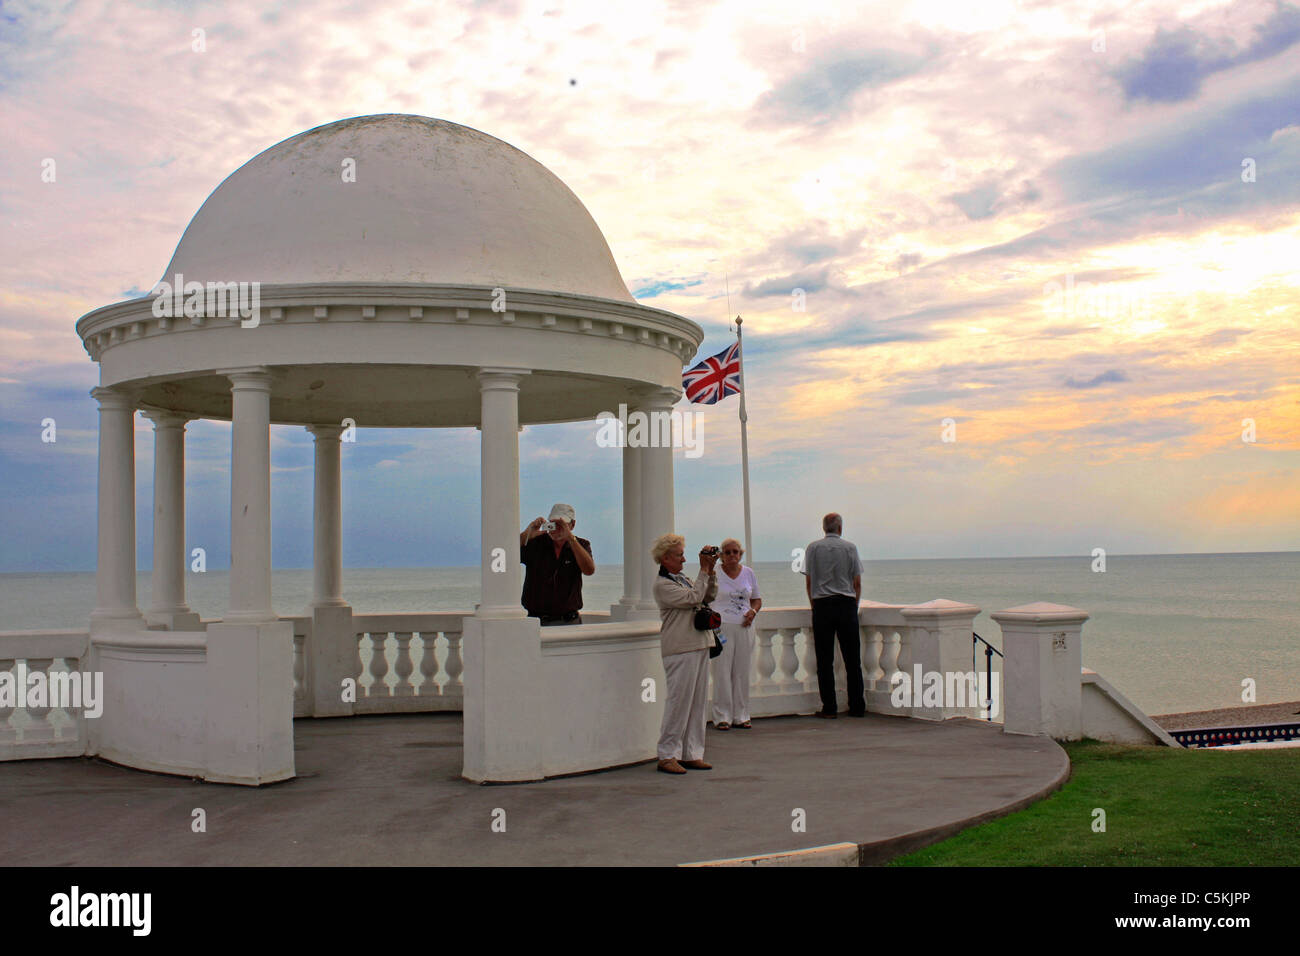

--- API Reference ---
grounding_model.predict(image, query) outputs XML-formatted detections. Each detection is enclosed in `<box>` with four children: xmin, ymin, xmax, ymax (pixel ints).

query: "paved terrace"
<box><xmin>0</xmin><ymin>713</ymin><xmax>1067</xmax><ymax>866</ymax></box>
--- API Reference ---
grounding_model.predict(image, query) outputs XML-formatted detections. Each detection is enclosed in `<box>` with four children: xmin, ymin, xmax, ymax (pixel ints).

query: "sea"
<box><xmin>2</xmin><ymin>552</ymin><xmax>1296</xmax><ymax>717</ymax></box>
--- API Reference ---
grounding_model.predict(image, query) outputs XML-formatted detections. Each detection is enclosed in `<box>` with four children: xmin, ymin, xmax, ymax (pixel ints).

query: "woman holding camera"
<box><xmin>651</xmin><ymin>533</ymin><xmax>718</xmax><ymax>775</ymax></box>
<box><xmin>712</xmin><ymin>537</ymin><xmax>763</xmax><ymax>730</ymax></box>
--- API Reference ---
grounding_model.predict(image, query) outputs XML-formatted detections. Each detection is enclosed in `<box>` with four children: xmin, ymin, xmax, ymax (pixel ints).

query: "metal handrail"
<box><xmin>972</xmin><ymin>632</ymin><xmax>1003</xmax><ymax>721</ymax></box>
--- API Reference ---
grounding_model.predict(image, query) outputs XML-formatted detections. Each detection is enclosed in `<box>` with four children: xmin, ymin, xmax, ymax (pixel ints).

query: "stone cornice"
<box><xmin>75</xmin><ymin>283</ymin><xmax>705</xmax><ymax>364</ymax></box>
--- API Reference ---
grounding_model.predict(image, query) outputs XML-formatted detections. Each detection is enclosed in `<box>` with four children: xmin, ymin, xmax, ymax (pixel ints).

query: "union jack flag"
<box><xmin>682</xmin><ymin>341</ymin><xmax>742</xmax><ymax>404</ymax></box>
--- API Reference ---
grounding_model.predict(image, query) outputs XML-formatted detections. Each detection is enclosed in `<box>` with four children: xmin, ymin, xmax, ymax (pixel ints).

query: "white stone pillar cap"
<box><xmin>900</xmin><ymin>598</ymin><xmax>982</xmax><ymax>621</ymax></box>
<box><xmin>632</xmin><ymin>384</ymin><xmax>681</xmax><ymax>408</ymax></box>
<box><xmin>305</xmin><ymin>423</ymin><xmax>346</xmax><ymax>438</ymax></box>
<box><xmin>991</xmin><ymin>602</ymin><xmax>1090</xmax><ymax>625</ymax></box>
<box><xmin>89</xmin><ymin>385</ymin><xmax>139</xmax><ymax>409</ymax></box>
<box><xmin>219</xmin><ymin>366</ymin><xmax>274</xmax><ymax>389</ymax></box>
<box><xmin>138</xmin><ymin>405</ymin><xmax>195</xmax><ymax>426</ymax></box>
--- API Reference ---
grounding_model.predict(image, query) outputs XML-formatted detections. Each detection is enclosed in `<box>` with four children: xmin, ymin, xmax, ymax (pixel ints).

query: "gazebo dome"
<box><xmin>162</xmin><ymin>114</ymin><xmax>635</xmax><ymax>302</ymax></box>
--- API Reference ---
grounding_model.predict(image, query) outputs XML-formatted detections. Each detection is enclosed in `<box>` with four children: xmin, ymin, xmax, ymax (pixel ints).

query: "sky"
<box><xmin>1</xmin><ymin>0</ymin><xmax>1298</xmax><ymax>572</ymax></box>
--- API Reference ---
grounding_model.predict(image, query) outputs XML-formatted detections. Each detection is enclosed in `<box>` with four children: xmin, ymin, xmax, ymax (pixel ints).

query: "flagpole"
<box><xmin>736</xmin><ymin>316</ymin><xmax>752</xmax><ymax>563</ymax></box>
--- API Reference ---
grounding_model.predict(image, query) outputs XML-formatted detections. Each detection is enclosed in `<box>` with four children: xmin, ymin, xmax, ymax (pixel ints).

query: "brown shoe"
<box><xmin>657</xmin><ymin>758</ymin><xmax>687</xmax><ymax>774</ymax></box>
<box><xmin>680</xmin><ymin>759</ymin><xmax>712</xmax><ymax>770</ymax></box>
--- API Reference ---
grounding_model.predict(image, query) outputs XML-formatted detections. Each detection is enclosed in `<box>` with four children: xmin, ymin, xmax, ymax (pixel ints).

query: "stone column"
<box><xmin>90</xmin><ymin>386</ymin><xmax>144</xmax><ymax>631</ymax></box>
<box><xmin>475</xmin><ymin>367</ymin><xmax>529</xmax><ymax>620</ymax></box>
<box><xmin>221</xmin><ymin>367</ymin><xmax>275</xmax><ymax>623</ymax></box>
<box><xmin>992</xmin><ymin>602</ymin><xmax>1088</xmax><ymax>740</ymax></box>
<box><xmin>205</xmin><ymin>367</ymin><xmax>293</xmax><ymax>784</ymax></box>
<box><xmin>462</xmin><ymin>366</ymin><xmax>542</xmax><ymax>782</ymax></box>
<box><xmin>141</xmin><ymin>407</ymin><xmax>200</xmax><ymax>629</ymax></box>
<box><xmin>636</xmin><ymin>387</ymin><xmax>678</xmax><ymax>615</ymax></box>
<box><xmin>306</xmin><ymin>424</ymin><xmax>346</xmax><ymax>609</ymax></box>
<box><xmin>612</xmin><ymin>439</ymin><xmax>643</xmax><ymax>619</ymax></box>
<box><xmin>305</xmin><ymin>423</ymin><xmax>353</xmax><ymax>717</ymax></box>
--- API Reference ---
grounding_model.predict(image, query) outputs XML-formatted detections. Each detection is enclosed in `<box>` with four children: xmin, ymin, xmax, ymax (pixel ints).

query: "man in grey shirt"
<box><xmin>802</xmin><ymin>512</ymin><xmax>865</xmax><ymax>718</ymax></box>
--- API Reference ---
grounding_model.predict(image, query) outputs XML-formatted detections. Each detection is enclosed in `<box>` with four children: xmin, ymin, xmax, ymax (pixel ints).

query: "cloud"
<box><xmin>1064</xmin><ymin>369</ymin><xmax>1130</xmax><ymax>389</ymax></box>
<box><xmin>745</xmin><ymin>268</ymin><xmax>831</xmax><ymax>297</ymax></box>
<box><xmin>1199</xmin><ymin>328</ymin><xmax>1253</xmax><ymax>347</ymax></box>
<box><xmin>754</xmin><ymin>49</ymin><xmax>926</xmax><ymax>125</ymax></box>
<box><xmin>1055</xmin><ymin>77</ymin><xmax>1300</xmax><ymax>208</ymax></box>
<box><xmin>632</xmin><ymin>276</ymin><xmax>705</xmax><ymax>299</ymax></box>
<box><xmin>1116</xmin><ymin>1</ymin><xmax>1300</xmax><ymax>103</ymax></box>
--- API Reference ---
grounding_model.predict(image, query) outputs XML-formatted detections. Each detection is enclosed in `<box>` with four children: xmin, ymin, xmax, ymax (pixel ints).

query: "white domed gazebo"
<box><xmin>75</xmin><ymin>114</ymin><xmax>705</xmax><ymax>784</ymax></box>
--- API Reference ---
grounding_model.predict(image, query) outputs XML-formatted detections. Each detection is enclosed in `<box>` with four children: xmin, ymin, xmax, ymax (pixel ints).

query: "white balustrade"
<box><xmin>725</xmin><ymin>606</ymin><xmax>939</xmax><ymax>718</ymax></box>
<box><xmin>0</xmin><ymin>631</ymin><xmax>92</xmax><ymax>761</ymax></box>
<box><xmin>348</xmin><ymin>615</ymin><xmax>467</xmax><ymax>714</ymax></box>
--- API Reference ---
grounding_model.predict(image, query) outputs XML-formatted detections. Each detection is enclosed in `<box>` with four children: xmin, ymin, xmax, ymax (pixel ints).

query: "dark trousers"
<box><xmin>812</xmin><ymin>595</ymin><xmax>864</xmax><ymax>714</ymax></box>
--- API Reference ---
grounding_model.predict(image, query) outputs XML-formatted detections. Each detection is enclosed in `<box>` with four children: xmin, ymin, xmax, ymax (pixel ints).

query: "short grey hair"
<box><xmin>650</xmin><ymin>533</ymin><xmax>685</xmax><ymax>564</ymax></box>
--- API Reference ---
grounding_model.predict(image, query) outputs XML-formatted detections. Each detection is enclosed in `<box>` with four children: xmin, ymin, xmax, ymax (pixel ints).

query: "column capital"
<box><xmin>219</xmin><ymin>366</ymin><xmax>274</xmax><ymax>391</ymax></box>
<box><xmin>90</xmin><ymin>385</ymin><xmax>139</xmax><ymax>411</ymax></box>
<box><xmin>476</xmin><ymin>367</ymin><xmax>531</xmax><ymax>391</ymax></box>
<box><xmin>632</xmin><ymin>385</ymin><xmax>681</xmax><ymax>409</ymax></box>
<box><xmin>305</xmin><ymin>423</ymin><xmax>345</xmax><ymax>440</ymax></box>
<box><xmin>139</xmin><ymin>405</ymin><xmax>195</xmax><ymax>429</ymax></box>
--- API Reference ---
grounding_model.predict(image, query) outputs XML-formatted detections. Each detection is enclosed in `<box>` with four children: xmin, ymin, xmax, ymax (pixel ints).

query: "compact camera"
<box><xmin>701</xmin><ymin>546</ymin><xmax>720</xmax><ymax>557</ymax></box>
<box><xmin>541</xmin><ymin>520</ymin><xmax>556</xmax><ymax>532</ymax></box>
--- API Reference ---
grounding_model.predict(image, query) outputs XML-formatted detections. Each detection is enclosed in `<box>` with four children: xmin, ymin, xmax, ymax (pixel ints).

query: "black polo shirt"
<box><xmin>520</xmin><ymin>534</ymin><xmax>592</xmax><ymax>617</ymax></box>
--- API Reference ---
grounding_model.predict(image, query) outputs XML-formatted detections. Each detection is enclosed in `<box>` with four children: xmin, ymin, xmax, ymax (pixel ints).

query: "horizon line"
<box><xmin>5</xmin><ymin>548</ymin><xmax>1298</xmax><ymax>575</ymax></box>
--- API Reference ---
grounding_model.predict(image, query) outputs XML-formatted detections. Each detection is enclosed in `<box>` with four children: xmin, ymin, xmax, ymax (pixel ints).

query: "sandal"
<box><xmin>736</xmin><ymin>720</ymin><xmax>752</xmax><ymax>729</ymax></box>
<box><xmin>716</xmin><ymin>721</ymin><xmax>730</xmax><ymax>731</ymax></box>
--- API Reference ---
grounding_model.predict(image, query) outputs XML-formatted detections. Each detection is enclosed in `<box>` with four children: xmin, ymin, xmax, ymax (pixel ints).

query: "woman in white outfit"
<box><xmin>651</xmin><ymin>533</ymin><xmax>719</xmax><ymax>774</ymax></box>
<box><xmin>711</xmin><ymin>537</ymin><xmax>762</xmax><ymax>730</ymax></box>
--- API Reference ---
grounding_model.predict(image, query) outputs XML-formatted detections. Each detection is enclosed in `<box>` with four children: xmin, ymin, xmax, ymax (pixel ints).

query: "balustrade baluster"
<box><xmin>863</xmin><ymin>630</ymin><xmax>884</xmax><ymax>683</ymax></box>
<box><xmin>0</xmin><ymin>659</ymin><xmax>16</xmax><ymax>745</ymax></box>
<box><xmin>443</xmin><ymin>633</ymin><xmax>463</xmax><ymax>695</ymax></box>
<box><xmin>754</xmin><ymin>628</ymin><xmax>777</xmax><ymax>696</ymax></box>
<box><xmin>23</xmin><ymin>658</ymin><xmax>55</xmax><ymax>743</ymax></box>
<box><xmin>800</xmin><ymin>630</ymin><xmax>817</xmax><ymax>688</ymax></box>
<box><xmin>417</xmin><ymin>633</ymin><xmax>441</xmax><ymax>697</ymax></box>
<box><xmin>352</xmin><ymin>632</ymin><xmax>365</xmax><ymax>687</ymax></box>
<box><xmin>367</xmin><ymin>633</ymin><xmax>391</xmax><ymax>698</ymax></box>
<box><xmin>393</xmin><ymin>632</ymin><xmax>414</xmax><ymax>697</ymax></box>
<box><xmin>292</xmin><ymin>633</ymin><xmax>306</xmax><ymax>703</ymax></box>
<box><xmin>777</xmin><ymin>628</ymin><xmax>801</xmax><ymax>693</ymax></box>
<box><xmin>881</xmin><ymin>631</ymin><xmax>902</xmax><ymax>684</ymax></box>
<box><xmin>56</xmin><ymin>657</ymin><xmax>82</xmax><ymax>738</ymax></box>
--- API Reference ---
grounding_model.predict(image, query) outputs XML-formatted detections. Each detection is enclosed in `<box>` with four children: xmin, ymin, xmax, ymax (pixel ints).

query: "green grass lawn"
<box><xmin>890</xmin><ymin>739</ymin><xmax>1300</xmax><ymax>866</ymax></box>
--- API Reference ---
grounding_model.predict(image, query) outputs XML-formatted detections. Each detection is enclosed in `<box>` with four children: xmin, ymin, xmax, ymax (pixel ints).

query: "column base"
<box><xmin>461</xmin><ymin>616</ymin><xmax>544</xmax><ymax>782</ymax></box>
<box><xmin>205</xmin><ymin>620</ymin><xmax>295</xmax><ymax>785</ymax></box>
<box><xmin>145</xmin><ymin>608</ymin><xmax>202</xmax><ymax>630</ymax></box>
<box><xmin>90</xmin><ymin>609</ymin><xmax>146</xmax><ymax>633</ymax></box>
<box><xmin>473</xmin><ymin>605</ymin><xmax>528</xmax><ymax>621</ymax></box>
<box><xmin>306</xmin><ymin>603</ymin><xmax>355</xmax><ymax>717</ymax></box>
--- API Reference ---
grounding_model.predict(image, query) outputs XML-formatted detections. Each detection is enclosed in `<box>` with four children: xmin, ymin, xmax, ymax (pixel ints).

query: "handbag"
<box><xmin>694</xmin><ymin>605</ymin><xmax>724</xmax><ymax>658</ymax></box>
<box><xmin>693</xmin><ymin>606</ymin><xmax>721</xmax><ymax>630</ymax></box>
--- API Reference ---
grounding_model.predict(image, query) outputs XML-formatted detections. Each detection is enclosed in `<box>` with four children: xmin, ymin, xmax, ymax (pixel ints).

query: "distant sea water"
<box><xmin>2</xmin><ymin>552</ymin><xmax>1296</xmax><ymax>717</ymax></box>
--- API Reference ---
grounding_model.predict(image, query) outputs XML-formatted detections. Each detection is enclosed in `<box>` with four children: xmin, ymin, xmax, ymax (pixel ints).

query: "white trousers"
<box><xmin>658</xmin><ymin>649</ymin><xmax>709</xmax><ymax>761</ymax></box>
<box><xmin>711</xmin><ymin>621</ymin><xmax>754</xmax><ymax>724</ymax></box>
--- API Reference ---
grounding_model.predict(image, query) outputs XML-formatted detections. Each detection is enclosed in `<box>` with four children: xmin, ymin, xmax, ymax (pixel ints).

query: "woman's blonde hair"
<box><xmin>650</xmin><ymin>533</ymin><xmax>685</xmax><ymax>564</ymax></box>
<box><xmin>721</xmin><ymin>537</ymin><xmax>743</xmax><ymax>558</ymax></box>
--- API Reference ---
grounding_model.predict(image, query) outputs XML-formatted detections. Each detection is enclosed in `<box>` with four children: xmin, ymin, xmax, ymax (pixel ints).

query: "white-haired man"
<box><xmin>520</xmin><ymin>503</ymin><xmax>595</xmax><ymax>625</ymax></box>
